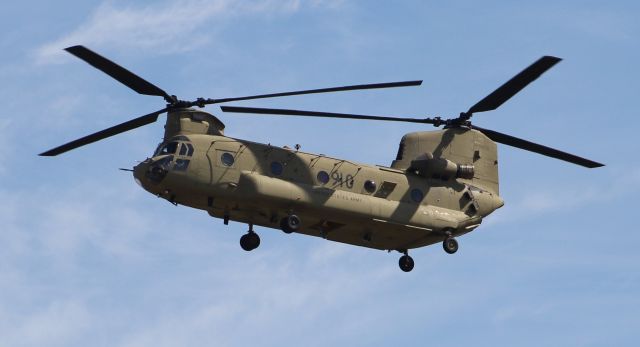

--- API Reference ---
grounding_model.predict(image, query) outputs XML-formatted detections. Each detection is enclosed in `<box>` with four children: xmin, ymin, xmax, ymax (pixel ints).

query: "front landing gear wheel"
<box><xmin>443</xmin><ymin>237</ymin><xmax>458</xmax><ymax>254</ymax></box>
<box><xmin>399</xmin><ymin>255</ymin><xmax>415</xmax><ymax>272</ymax></box>
<box><xmin>240</xmin><ymin>232</ymin><xmax>260</xmax><ymax>251</ymax></box>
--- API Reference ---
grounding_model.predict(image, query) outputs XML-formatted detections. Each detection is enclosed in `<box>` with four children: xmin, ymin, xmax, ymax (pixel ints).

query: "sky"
<box><xmin>1</xmin><ymin>1</ymin><xmax>639</xmax><ymax>346</ymax></box>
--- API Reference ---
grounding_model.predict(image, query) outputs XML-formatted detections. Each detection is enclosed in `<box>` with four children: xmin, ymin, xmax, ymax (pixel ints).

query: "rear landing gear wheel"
<box><xmin>280</xmin><ymin>214</ymin><xmax>301</xmax><ymax>234</ymax></box>
<box><xmin>443</xmin><ymin>237</ymin><xmax>458</xmax><ymax>254</ymax></box>
<box><xmin>399</xmin><ymin>254</ymin><xmax>414</xmax><ymax>272</ymax></box>
<box><xmin>240</xmin><ymin>232</ymin><xmax>260</xmax><ymax>251</ymax></box>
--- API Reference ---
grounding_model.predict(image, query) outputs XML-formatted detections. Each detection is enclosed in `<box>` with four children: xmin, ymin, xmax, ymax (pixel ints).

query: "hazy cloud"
<box><xmin>485</xmin><ymin>166</ymin><xmax>640</xmax><ymax>226</ymax></box>
<box><xmin>35</xmin><ymin>0</ymin><xmax>320</xmax><ymax>65</ymax></box>
<box><xmin>9</xmin><ymin>300</ymin><xmax>92</xmax><ymax>347</ymax></box>
<box><xmin>0</xmin><ymin>179</ymin><xmax>404</xmax><ymax>347</ymax></box>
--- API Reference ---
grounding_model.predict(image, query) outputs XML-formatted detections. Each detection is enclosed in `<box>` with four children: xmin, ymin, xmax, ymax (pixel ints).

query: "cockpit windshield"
<box><xmin>156</xmin><ymin>142</ymin><xmax>179</xmax><ymax>155</ymax></box>
<box><xmin>154</xmin><ymin>138</ymin><xmax>195</xmax><ymax>157</ymax></box>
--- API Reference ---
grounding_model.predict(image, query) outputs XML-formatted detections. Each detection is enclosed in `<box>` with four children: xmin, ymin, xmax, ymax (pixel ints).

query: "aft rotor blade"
<box><xmin>467</xmin><ymin>56</ymin><xmax>562</xmax><ymax>115</ymax></box>
<box><xmin>221</xmin><ymin>106</ymin><xmax>436</xmax><ymax>124</ymax></box>
<box><xmin>209</xmin><ymin>80</ymin><xmax>423</xmax><ymax>104</ymax></box>
<box><xmin>473</xmin><ymin>125</ymin><xmax>604</xmax><ymax>168</ymax></box>
<box><xmin>39</xmin><ymin>108</ymin><xmax>168</xmax><ymax>156</ymax></box>
<box><xmin>66</xmin><ymin>45</ymin><xmax>173</xmax><ymax>102</ymax></box>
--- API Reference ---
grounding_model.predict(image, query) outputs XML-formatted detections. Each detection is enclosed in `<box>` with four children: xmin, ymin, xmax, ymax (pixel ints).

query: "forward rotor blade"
<box><xmin>66</xmin><ymin>45</ymin><xmax>173</xmax><ymax>102</ymax></box>
<box><xmin>209</xmin><ymin>80</ymin><xmax>422</xmax><ymax>104</ymax></box>
<box><xmin>473</xmin><ymin>125</ymin><xmax>604</xmax><ymax>168</ymax></box>
<box><xmin>467</xmin><ymin>56</ymin><xmax>562</xmax><ymax>115</ymax></box>
<box><xmin>39</xmin><ymin>108</ymin><xmax>168</xmax><ymax>156</ymax></box>
<box><xmin>221</xmin><ymin>106</ymin><xmax>435</xmax><ymax>124</ymax></box>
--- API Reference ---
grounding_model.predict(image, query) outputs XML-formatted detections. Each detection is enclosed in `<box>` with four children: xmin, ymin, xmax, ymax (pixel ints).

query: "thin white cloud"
<box><xmin>34</xmin><ymin>0</ymin><xmax>318</xmax><ymax>65</ymax></box>
<box><xmin>8</xmin><ymin>300</ymin><xmax>92</xmax><ymax>347</ymax></box>
<box><xmin>0</xmin><ymin>178</ymin><xmax>406</xmax><ymax>347</ymax></box>
<box><xmin>485</xmin><ymin>166</ymin><xmax>640</xmax><ymax>226</ymax></box>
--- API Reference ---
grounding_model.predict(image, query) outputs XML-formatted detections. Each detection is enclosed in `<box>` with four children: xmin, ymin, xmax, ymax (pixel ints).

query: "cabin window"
<box><xmin>271</xmin><ymin>161</ymin><xmax>283</xmax><ymax>176</ymax></box>
<box><xmin>364</xmin><ymin>180</ymin><xmax>377</xmax><ymax>193</ymax></box>
<box><xmin>221</xmin><ymin>152</ymin><xmax>235</xmax><ymax>166</ymax></box>
<box><xmin>317</xmin><ymin>171</ymin><xmax>329</xmax><ymax>184</ymax></box>
<box><xmin>411</xmin><ymin>188</ymin><xmax>424</xmax><ymax>203</ymax></box>
<box><xmin>187</xmin><ymin>144</ymin><xmax>194</xmax><ymax>156</ymax></box>
<box><xmin>179</xmin><ymin>143</ymin><xmax>188</xmax><ymax>156</ymax></box>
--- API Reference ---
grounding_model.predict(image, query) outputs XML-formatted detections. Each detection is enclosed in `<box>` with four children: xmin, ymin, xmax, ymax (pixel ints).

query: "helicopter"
<box><xmin>41</xmin><ymin>46</ymin><xmax>603</xmax><ymax>272</ymax></box>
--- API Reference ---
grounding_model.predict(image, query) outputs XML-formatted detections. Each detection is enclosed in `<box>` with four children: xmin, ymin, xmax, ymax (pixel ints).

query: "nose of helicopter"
<box><xmin>133</xmin><ymin>161</ymin><xmax>148</xmax><ymax>187</ymax></box>
<box><xmin>133</xmin><ymin>155</ymin><xmax>173</xmax><ymax>188</ymax></box>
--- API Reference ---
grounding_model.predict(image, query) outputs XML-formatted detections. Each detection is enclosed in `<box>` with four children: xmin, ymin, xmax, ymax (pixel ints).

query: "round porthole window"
<box><xmin>221</xmin><ymin>152</ymin><xmax>234</xmax><ymax>166</ymax></box>
<box><xmin>271</xmin><ymin>161</ymin><xmax>283</xmax><ymax>175</ymax></box>
<box><xmin>364</xmin><ymin>180</ymin><xmax>377</xmax><ymax>193</ymax></box>
<box><xmin>317</xmin><ymin>171</ymin><xmax>329</xmax><ymax>184</ymax></box>
<box><xmin>411</xmin><ymin>188</ymin><xmax>424</xmax><ymax>203</ymax></box>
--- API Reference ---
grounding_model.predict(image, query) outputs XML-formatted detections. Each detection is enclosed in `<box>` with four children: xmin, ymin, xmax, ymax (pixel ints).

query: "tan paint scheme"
<box><xmin>134</xmin><ymin>109</ymin><xmax>504</xmax><ymax>251</ymax></box>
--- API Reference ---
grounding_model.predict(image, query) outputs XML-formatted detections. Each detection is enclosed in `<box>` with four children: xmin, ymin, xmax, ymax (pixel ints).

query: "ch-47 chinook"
<box><xmin>41</xmin><ymin>46</ymin><xmax>603</xmax><ymax>272</ymax></box>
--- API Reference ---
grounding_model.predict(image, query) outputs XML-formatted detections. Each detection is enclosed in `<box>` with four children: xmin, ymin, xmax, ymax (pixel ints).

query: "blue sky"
<box><xmin>1</xmin><ymin>1</ymin><xmax>639</xmax><ymax>346</ymax></box>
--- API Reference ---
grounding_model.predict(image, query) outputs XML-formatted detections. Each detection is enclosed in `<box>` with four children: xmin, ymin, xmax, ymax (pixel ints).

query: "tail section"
<box><xmin>391</xmin><ymin>128</ymin><xmax>499</xmax><ymax>194</ymax></box>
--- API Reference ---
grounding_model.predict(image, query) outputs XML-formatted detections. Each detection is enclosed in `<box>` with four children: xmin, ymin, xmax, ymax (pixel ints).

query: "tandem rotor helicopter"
<box><xmin>41</xmin><ymin>46</ymin><xmax>603</xmax><ymax>272</ymax></box>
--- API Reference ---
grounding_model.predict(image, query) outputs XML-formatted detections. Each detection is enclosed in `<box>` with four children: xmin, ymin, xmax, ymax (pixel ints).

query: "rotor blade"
<box><xmin>467</xmin><ymin>56</ymin><xmax>562</xmax><ymax>115</ymax></box>
<box><xmin>473</xmin><ymin>125</ymin><xmax>604</xmax><ymax>168</ymax></box>
<box><xmin>66</xmin><ymin>45</ymin><xmax>173</xmax><ymax>102</ymax></box>
<box><xmin>39</xmin><ymin>108</ymin><xmax>168</xmax><ymax>156</ymax></box>
<box><xmin>221</xmin><ymin>106</ymin><xmax>436</xmax><ymax>124</ymax></box>
<box><xmin>208</xmin><ymin>80</ymin><xmax>422</xmax><ymax>104</ymax></box>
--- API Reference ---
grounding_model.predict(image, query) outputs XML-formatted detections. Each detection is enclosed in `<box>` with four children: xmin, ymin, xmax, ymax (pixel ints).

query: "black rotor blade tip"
<box><xmin>473</xmin><ymin>125</ymin><xmax>604</xmax><ymax>168</ymax></box>
<box><xmin>467</xmin><ymin>56</ymin><xmax>562</xmax><ymax>115</ymax></box>
<box><xmin>39</xmin><ymin>108</ymin><xmax>166</xmax><ymax>156</ymax></box>
<box><xmin>65</xmin><ymin>45</ymin><xmax>171</xmax><ymax>101</ymax></box>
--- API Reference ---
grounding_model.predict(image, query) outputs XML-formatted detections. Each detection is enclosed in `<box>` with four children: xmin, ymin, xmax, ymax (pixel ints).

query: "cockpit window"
<box><xmin>158</xmin><ymin>142</ymin><xmax>179</xmax><ymax>155</ymax></box>
<box><xmin>155</xmin><ymin>140</ymin><xmax>194</xmax><ymax>157</ymax></box>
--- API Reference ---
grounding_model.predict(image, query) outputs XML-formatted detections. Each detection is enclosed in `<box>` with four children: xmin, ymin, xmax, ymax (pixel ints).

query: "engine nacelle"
<box><xmin>410</xmin><ymin>153</ymin><xmax>474</xmax><ymax>180</ymax></box>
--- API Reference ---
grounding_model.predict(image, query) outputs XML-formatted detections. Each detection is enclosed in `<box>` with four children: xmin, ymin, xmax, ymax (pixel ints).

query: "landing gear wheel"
<box><xmin>443</xmin><ymin>237</ymin><xmax>459</xmax><ymax>254</ymax></box>
<box><xmin>280</xmin><ymin>214</ymin><xmax>301</xmax><ymax>234</ymax></box>
<box><xmin>240</xmin><ymin>232</ymin><xmax>260</xmax><ymax>251</ymax></box>
<box><xmin>398</xmin><ymin>255</ymin><xmax>415</xmax><ymax>272</ymax></box>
